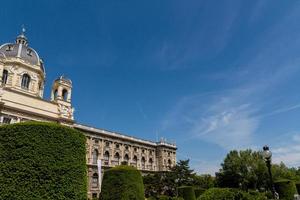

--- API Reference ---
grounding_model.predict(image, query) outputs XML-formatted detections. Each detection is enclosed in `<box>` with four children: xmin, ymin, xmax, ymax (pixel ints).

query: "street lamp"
<box><xmin>262</xmin><ymin>145</ymin><xmax>279</xmax><ymax>199</ymax></box>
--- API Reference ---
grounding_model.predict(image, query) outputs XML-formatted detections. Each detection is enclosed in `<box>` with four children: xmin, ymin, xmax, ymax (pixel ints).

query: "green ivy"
<box><xmin>0</xmin><ymin>122</ymin><xmax>87</xmax><ymax>200</ymax></box>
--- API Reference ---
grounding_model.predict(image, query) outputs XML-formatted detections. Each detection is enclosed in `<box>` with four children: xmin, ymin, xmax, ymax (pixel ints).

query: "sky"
<box><xmin>1</xmin><ymin>0</ymin><xmax>300</xmax><ymax>174</ymax></box>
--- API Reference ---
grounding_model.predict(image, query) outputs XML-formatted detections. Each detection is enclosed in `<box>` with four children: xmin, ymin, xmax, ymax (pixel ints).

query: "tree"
<box><xmin>216</xmin><ymin>149</ymin><xmax>269</xmax><ymax>190</ymax></box>
<box><xmin>193</xmin><ymin>174</ymin><xmax>215</xmax><ymax>189</ymax></box>
<box><xmin>272</xmin><ymin>162</ymin><xmax>300</xmax><ymax>182</ymax></box>
<box><xmin>143</xmin><ymin>159</ymin><xmax>196</xmax><ymax>198</ymax></box>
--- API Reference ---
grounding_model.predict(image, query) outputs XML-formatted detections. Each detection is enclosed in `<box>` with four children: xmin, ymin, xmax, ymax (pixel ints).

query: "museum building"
<box><xmin>0</xmin><ymin>30</ymin><xmax>177</xmax><ymax>199</ymax></box>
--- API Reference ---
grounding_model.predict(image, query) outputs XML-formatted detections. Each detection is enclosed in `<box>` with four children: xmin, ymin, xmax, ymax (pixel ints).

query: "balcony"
<box><xmin>103</xmin><ymin>160</ymin><xmax>109</xmax><ymax>166</ymax></box>
<box><xmin>111</xmin><ymin>160</ymin><xmax>120</xmax><ymax>166</ymax></box>
<box><xmin>130</xmin><ymin>163</ymin><xmax>137</xmax><ymax>168</ymax></box>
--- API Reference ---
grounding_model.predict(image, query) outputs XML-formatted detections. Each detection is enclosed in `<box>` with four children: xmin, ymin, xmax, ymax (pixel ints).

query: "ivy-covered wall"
<box><xmin>0</xmin><ymin>122</ymin><xmax>87</xmax><ymax>200</ymax></box>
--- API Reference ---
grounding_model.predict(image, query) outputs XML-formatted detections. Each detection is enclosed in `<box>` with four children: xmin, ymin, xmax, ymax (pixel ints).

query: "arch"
<box><xmin>2</xmin><ymin>69</ymin><xmax>8</xmax><ymax>85</ymax></box>
<box><xmin>62</xmin><ymin>88</ymin><xmax>68</xmax><ymax>101</ymax></box>
<box><xmin>149</xmin><ymin>158</ymin><xmax>154</xmax><ymax>170</ymax></box>
<box><xmin>141</xmin><ymin>157</ymin><xmax>146</xmax><ymax>169</ymax></box>
<box><xmin>92</xmin><ymin>173</ymin><xmax>99</xmax><ymax>188</ymax></box>
<box><xmin>53</xmin><ymin>89</ymin><xmax>58</xmax><ymax>99</ymax></box>
<box><xmin>132</xmin><ymin>155</ymin><xmax>138</xmax><ymax>167</ymax></box>
<box><xmin>167</xmin><ymin>159</ymin><xmax>172</xmax><ymax>169</ymax></box>
<box><xmin>114</xmin><ymin>152</ymin><xmax>120</xmax><ymax>165</ymax></box>
<box><xmin>149</xmin><ymin>158</ymin><xmax>153</xmax><ymax>164</ymax></box>
<box><xmin>21</xmin><ymin>74</ymin><xmax>31</xmax><ymax>89</ymax></box>
<box><xmin>92</xmin><ymin>149</ymin><xmax>98</xmax><ymax>164</ymax></box>
<box><xmin>124</xmin><ymin>154</ymin><xmax>129</xmax><ymax>162</ymax></box>
<box><xmin>104</xmin><ymin>151</ymin><xmax>110</xmax><ymax>163</ymax></box>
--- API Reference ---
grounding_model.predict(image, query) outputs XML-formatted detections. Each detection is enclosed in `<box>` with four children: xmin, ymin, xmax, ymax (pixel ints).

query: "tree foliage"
<box><xmin>193</xmin><ymin>174</ymin><xmax>215</xmax><ymax>189</ymax></box>
<box><xmin>144</xmin><ymin>160</ymin><xmax>197</xmax><ymax>198</ymax></box>
<box><xmin>272</xmin><ymin>162</ymin><xmax>300</xmax><ymax>182</ymax></box>
<box><xmin>177</xmin><ymin>186</ymin><xmax>196</xmax><ymax>200</ymax></box>
<box><xmin>0</xmin><ymin>122</ymin><xmax>87</xmax><ymax>200</ymax></box>
<box><xmin>216</xmin><ymin>149</ymin><xmax>300</xmax><ymax>193</ymax></box>
<box><xmin>274</xmin><ymin>179</ymin><xmax>297</xmax><ymax>200</ymax></box>
<box><xmin>216</xmin><ymin>149</ymin><xmax>269</xmax><ymax>190</ymax></box>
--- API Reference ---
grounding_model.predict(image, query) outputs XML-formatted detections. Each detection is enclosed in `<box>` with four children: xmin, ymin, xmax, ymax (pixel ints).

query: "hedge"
<box><xmin>296</xmin><ymin>182</ymin><xmax>300</xmax><ymax>195</ymax></box>
<box><xmin>178</xmin><ymin>186</ymin><xmax>196</xmax><ymax>200</ymax></box>
<box><xmin>99</xmin><ymin>165</ymin><xmax>144</xmax><ymax>200</ymax></box>
<box><xmin>198</xmin><ymin>188</ymin><xmax>267</xmax><ymax>200</ymax></box>
<box><xmin>194</xmin><ymin>188</ymin><xmax>206</xmax><ymax>198</ymax></box>
<box><xmin>0</xmin><ymin>122</ymin><xmax>87</xmax><ymax>200</ymax></box>
<box><xmin>148</xmin><ymin>196</ymin><xmax>184</xmax><ymax>200</ymax></box>
<box><xmin>274</xmin><ymin>179</ymin><xmax>297</xmax><ymax>200</ymax></box>
<box><xmin>198</xmin><ymin>188</ymin><xmax>235</xmax><ymax>200</ymax></box>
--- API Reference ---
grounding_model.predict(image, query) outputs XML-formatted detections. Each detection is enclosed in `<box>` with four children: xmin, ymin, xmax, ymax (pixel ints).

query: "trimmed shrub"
<box><xmin>147</xmin><ymin>196</ymin><xmax>184</xmax><ymax>200</ymax></box>
<box><xmin>158</xmin><ymin>195</ymin><xmax>169</xmax><ymax>200</ymax></box>
<box><xmin>100</xmin><ymin>165</ymin><xmax>144</xmax><ymax>200</ymax></box>
<box><xmin>274</xmin><ymin>179</ymin><xmax>297</xmax><ymax>200</ymax></box>
<box><xmin>296</xmin><ymin>182</ymin><xmax>300</xmax><ymax>194</ymax></box>
<box><xmin>194</xmin><ymin>188</ymin><xmax>206</xmax><ymax>198</ymax></box>
<box><xmin>239</xmin><ymin>190</ymin><xmax>267</xmax><ymax>200</ymax></box>
<box><xmin>198</xmin><ymin>188</ymin><xmax>235</xmax><ymax>200</ymax></box>
<box><xmin>0</xmin><ymin>122</ymin><xmax>87</xmax><ymax>200</ymax></box>
<box><xmin>178</xmin><ymin>186</ymin><xmax>196</xmax><ymax>200</ymax></box>
<box><xmin>198</xmin><ymin>188</ymin><xmax>267</xmax><ymax>200</ymax></box>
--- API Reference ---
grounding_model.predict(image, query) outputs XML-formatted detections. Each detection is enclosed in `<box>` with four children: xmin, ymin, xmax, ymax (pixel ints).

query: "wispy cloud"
<box><xmin>273</xmin><ymin>132</ymin><xmax>300</xmax><ymax>166</ymax></box>
<box><xmin>136</xmin><ymin>102</ymin><xmax>148</xmax><ymax>120</ymax></box>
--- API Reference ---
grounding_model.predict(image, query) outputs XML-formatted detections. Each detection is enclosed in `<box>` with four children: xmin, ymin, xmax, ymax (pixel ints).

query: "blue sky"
<box><xmin>1</xmin><ymin>0</ymin><xmax>300</xmax><ymax>174</ymax></box>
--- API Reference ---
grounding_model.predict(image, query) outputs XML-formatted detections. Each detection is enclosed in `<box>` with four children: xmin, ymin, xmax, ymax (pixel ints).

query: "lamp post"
<box><xmin>262</xmin><ymin>145</ymin><xmax>279</xmax><ymax>199</ymax></box>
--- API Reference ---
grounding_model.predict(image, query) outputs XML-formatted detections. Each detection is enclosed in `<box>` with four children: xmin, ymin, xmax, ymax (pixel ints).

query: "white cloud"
<box><xmin>192</xmin><ymin>102</ymin><xmax>259</xmax><ymax>149</ymax></box>
<box><xmin>272</xmin><ymin>133</ymin><xmax>300</xmax><ymax>167</ymax></box>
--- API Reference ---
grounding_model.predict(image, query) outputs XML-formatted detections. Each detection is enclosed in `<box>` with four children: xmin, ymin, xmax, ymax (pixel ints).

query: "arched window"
<box><xmin>53</xmin><ymin>89</ymin><xmax>58</xmax><ymax>99</ymax></box>
<box><xmin>21</xmin><ymin>74</ymin><xmax>31</xmax><ymax>89</ymax></box>
<box><xmin>124</xmin><ymin>154</ymin><xmax>129</xmax><ymax>163</ymax></box>
<box><xmin>92</xmin><ymin>149</ymin><xmax>98</xmax><ymax>164</ymax></box>
<box><xmin>149</xmin><ymin>158</ymin><xmax>153</xmax><ymax>170</ymax></box>
<box><xmin>62</xmin><ymin>89</ymin><xmax>68</xmax><ymax>101</ymax></box>
<box><xmin>114</xmin><ymin>152</ymin><xmax>120</xmax><ymax>165</ymax></box>
<box><xmin>2</xmin><ymin>70</ymin><xmax>8</xmax><ymax>85</ymax></box>
<box><xmin>168</xmin><ymin>159</ymin><xmax>172</xmax><ymax>169</ymax></box>
<box><xmin>92</xmin><ymin>173</ymin><xmax>99</xmax><ymax>188</ymax></box>
<box><xmin>104</xmin><ymin>151</ymin><xmax>109</xmax><ymax>165</ymax></box>
<box><xmin>141</xmin><ymin>157</ymin><xmax>146</xmax><ymax>169</ymax></box>
<box><xmin>133</xmin><ymin>155</ymin><xmax>138</xmax><ymax>167</ymax></box>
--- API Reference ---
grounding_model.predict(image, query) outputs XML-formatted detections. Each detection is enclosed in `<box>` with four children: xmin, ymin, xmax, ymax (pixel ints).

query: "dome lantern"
<box><xmin>16</xmin><ymin>26</ymin><xmax>28</xmax><ymax>46</ymax></box>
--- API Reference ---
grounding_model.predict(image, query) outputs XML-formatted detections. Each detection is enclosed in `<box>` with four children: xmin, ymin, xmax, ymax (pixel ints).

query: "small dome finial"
<box><xmin>16</xmin><ymin>25</ymin><xmax>28</xmax><ymax>46</ymax></box>
<box><xmin>21</xmin><ymin>25</ymin><xmax>26</xmax><ymax>35</ymax></box>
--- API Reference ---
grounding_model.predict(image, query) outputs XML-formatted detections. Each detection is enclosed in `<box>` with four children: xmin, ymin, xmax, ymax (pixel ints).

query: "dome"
<box><xmin>55</xmin><ymin>75</ymin><xmax>72</xmax><ymax>85</ymax></box>
<box><xmin>0</xmin><ymin>30</ymin><xmax>44</xmax><ymax>72</ymax></box>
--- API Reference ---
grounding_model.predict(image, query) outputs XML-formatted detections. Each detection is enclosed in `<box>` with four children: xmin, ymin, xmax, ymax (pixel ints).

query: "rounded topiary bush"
<box><xmin>178</xmin><ymin>186</ymin><xmax>196</xmax><ymax>200</ymax></box>
<box><xmin>274</xmin><ymin>179</ymin><xmax>297</xmax><ymax>200</ymax></box>
<box><xmin>198</xmin><ymin>188</ymin><xmax>235</xmax><ymax>200</ymax></box>
<box><xmin>0</xmin><ymin>122</ymin><xmax>87</xmax><ymax>200</ymax></box>
<box><xmin>194</xmin><ymin>188</ymin><xmax>206</xmax><ymax>198</ymax></box>
<box><xmin>100</xmin><ymin>165</ymin><xmax>144</xmax><ymax>200</ymax></box>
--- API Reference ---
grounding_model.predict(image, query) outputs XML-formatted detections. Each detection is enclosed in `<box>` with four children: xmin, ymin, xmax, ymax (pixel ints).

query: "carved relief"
<box><xmin>58</xmin><ymin>104</ymin><xmax>74</xmax><ymax>119</ymax></box>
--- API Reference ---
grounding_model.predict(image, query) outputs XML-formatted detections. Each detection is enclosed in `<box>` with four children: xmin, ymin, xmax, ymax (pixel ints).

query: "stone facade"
<box><xmin>0</xmin><ymin>30</ymin><xmax>177</xmax><ymax>199</ymax></box>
